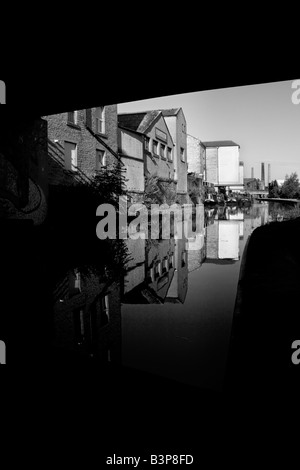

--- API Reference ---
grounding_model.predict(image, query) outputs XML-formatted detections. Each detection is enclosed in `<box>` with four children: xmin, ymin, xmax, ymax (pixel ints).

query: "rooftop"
<box><xmin>118</xmin><ymin>110</ymin><xmax>161</xmax><ymax>133</ymax></box>
<box><xmin>160</xmin><ymin>108</ymin><xmax>181</xmax><ymax>117</ymax></box>
<box><xmin>202</xmin><ymin>140</ymin><xmax>239</xmax><ymax>148</ymax></box>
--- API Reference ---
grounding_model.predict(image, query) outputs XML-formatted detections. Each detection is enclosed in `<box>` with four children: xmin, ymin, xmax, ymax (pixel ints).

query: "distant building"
<box><xmin>244</xmin><ymin>178</ymin><xmax>260</xmax><ymax>192</ymax></box>
<box><xmin>202</xmin><ymin>140</ymin><xmax>241</xmax><ymax>192</ymax></box>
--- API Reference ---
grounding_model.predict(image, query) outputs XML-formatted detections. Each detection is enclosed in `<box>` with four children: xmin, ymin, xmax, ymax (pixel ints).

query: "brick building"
<box><xmin>44</xmin><ymin>105</ymin><xmax>119</xmax><ymax>186</ymax></box>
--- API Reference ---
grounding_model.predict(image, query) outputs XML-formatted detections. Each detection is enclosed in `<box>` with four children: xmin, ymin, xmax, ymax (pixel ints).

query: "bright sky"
<box><xmin>117</xmin><ymin>80</ymin><xmax>300</xmax><ymax>181</ymax></box>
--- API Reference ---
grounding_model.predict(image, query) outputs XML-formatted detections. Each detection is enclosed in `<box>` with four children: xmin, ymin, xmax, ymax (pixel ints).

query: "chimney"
<box><xmin>267</xmin><ymin>163</ymin><xmax>271</xmax><ymax>185</ymax></box>
<box><xmin>251</xmin><ymin>167</ymin><xmax>254</xmax><ymax>179</ymax></box>
<box><xmin>261</xmin><ymin>162</ymin><xmax>265</xmax><ymax>189</ymax></box>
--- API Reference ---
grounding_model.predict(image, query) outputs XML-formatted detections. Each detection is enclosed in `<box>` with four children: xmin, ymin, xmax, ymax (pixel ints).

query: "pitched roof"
<box><xmin>118</xmin><ymin>111</ymin><xmax>161</xmax><ymax>133</ymax></box>
<box><xmin>202</xmin><ymin>140</ymin><xmax>239</xmax><ymax>148</ymax></box>
<box><xmin>160</xmin><ymin>108</ymin><xmax>181</xmax><ymax>117</ymax></box>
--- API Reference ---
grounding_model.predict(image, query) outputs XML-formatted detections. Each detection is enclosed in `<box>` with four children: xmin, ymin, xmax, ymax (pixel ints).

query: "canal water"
<box><xmin>51</xmin><ymin>201</ymin><xmax>298</xmax><ymax>388</ymax></box>
<box><xmin>121</xmin><ymin>201</ymin><xmax>297</xmax><ymax>391</ymax></box>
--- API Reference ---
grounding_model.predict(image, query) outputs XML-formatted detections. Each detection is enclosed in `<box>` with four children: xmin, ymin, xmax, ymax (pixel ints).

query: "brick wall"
<box><xmin>44</xmin><ymin>105</ymin><xmax>118</xmax><ymax>186</ymax></box>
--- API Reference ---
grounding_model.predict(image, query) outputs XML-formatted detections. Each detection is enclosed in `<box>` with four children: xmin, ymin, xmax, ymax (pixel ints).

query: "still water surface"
<box><xmin>121</xmin><ymin>202</ymin><xmax>293</xmax><ymax>391</ymax></box>
<box><xmin>52</xmin><ymin>201</ymin><xmax>297</xmax><ymax>389</ymax></box>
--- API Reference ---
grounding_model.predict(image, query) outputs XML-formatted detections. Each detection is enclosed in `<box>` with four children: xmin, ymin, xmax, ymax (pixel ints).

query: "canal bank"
<box><xmin>225</xmin><ymin>215</ymin><xmax>300</xmax><ymax>395</ymax></box>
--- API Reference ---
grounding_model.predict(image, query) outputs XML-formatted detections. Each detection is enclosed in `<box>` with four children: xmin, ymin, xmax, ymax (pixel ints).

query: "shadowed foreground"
<box><xmin>226</xmin><ymin>216</ymin><xmax>300</xmax><ymax>395</ymax></box>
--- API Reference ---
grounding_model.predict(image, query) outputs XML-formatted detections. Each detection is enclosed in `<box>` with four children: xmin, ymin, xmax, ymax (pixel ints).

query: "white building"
<box><xmin>202</xmin><ymin>140</ymin><xmax>243</xmax><ymax>192</ymax></box>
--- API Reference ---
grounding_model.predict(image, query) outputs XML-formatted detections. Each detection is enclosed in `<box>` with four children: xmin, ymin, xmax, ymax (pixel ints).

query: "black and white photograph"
<box><xmin>1</xmin><ymin>59</ymin><xmax>300</xmax><ymax>466</ymax></box>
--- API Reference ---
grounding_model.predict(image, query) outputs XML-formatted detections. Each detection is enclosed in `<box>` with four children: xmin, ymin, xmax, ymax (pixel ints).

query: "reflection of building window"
<box><xmin>100</xmin><ymin>295</ymin><xmax>110</xmax><ymax>326</ymax></box>
<box><xmin>181</xmin><ymin>251</ymin><xmax>187</xmax><ymax>267</ymax></box>
<box><xmin>167</xmin><ymin>146</ymin><xmax>172</xmax><ymax>161</ymax></box>
<box><xmin>158</xmin><ymin>261</ymin><xmax>162</xmax><ymax>276</ymax></box>
<box><xmin>169</xmin><ymin>254</ymin><xmax>174</xmax><ymax>269</ymax></box>
<box><xmin>95</xmin><ymin>106</ymin><xmax>105</xmax><ymax>134</ymax></box>
<box><xmin>96</xmin><ymin>149</ymin><xmax>106</xmax><ymax>170</ymax></box>
<box><xmin>74</xmin><ymin>308</ymin><xmax>84</xmax><ymax>345</ymax></box>
<box><xmin>163</xmin><ymin>258</ymin><xmax>168</xmax><ymax>273</ymax></box>
<box><xmin>74</xmin><ymin>271</ymin><xmax>81</xmax><ymax>291</ymax></box>
<box><xmin>150</xmin><ymin>267</ymin><xmax>155</xmax><ymax>282</ymax></box>
<box><xmin>154</xmin><ymin>264</ymin><xmax>160</xmax><ymax>279</ymax></box>
<box><xmin>152</xmin><ymin>140</ymin><xmax>158</xmax><ymax>155</ymax></box>
<box><xmin>64</xmin><ymin>141</ymin><xmax>77</xmax><ymax>171</ymax></box>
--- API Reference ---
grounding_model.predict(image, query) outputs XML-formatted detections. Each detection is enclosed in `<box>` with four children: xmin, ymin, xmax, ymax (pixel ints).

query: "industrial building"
<box><xmin>202</xmin><ymin>140</ymin><xmax>242</xmax><ymax>193</ymax></box>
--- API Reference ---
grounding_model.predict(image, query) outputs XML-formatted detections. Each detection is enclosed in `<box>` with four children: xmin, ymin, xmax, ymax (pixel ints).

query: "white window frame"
<box><xmin>96</xmin><ymin>149</ymin><xmax>106</xmax><ymax>170</ymax></box>
<box><xmin>64</xmin><ymin>141</ymin><xmax>78</xmax><ymax>171</ymax></box>
<box><xmin>95</xmin><ymin>106</ymin><xmax>105</xmax><ymax>134</ymax></box>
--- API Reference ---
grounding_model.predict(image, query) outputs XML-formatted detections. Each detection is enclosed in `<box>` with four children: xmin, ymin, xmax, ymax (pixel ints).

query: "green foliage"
<box><xmin>269</xmin><ymin>180</ymin><xmax>280</xmax><ymax>198</ymax></box>
<box><xmin>280</xmin><ymin>172</ymin><xmax>300</xmax><ymax>199</ymax></box>
<box><xmin>47</xmin><ymin>162</ymin><xmax>129</xmax><ymax>285</ymax></box>
<box><xmin>144</xmin><ymin>174</ymin><xmax>178</xmax><ymax>207</ymax></box>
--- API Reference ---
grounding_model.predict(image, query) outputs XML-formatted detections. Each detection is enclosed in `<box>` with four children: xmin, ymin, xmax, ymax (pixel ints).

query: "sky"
<box><xmin>117</xmin><ymin>79</ymin><xmax>300</xmax><ymax>181</ymax></box>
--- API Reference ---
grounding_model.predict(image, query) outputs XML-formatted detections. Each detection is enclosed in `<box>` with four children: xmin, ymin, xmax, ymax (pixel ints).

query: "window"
<box><xmin>145</xmin><ymin>136</ymin><xmax>150</xmax><ymax>151</ymax></box>
<box><xmin>180</xmin><ymin>147</ymin><xmax>185</xmax><ymax>162</ymax></box>
<box><xmin>167</xmin><ymin>146</ymin><xmax>172</xmax><ymax>161</ymax></box>
<box><xmin>96</xmin><ymin>149</ymin><xmax>106</xmax><ymax>170</ymax></box>
<box><xmin>64</xmin><ymin>141</ymin><xmax>77</xmax><ymax>170</ymax></box>
<box><xmin>152</xmin><ymin>140</ymin><xmax>158</xmax><ymax>155</ymax></box>
<box><xmin>67</xmin><ymin>111</ymin><xmax>77</xmax><ymax>124</ymax></box>
<box><xmin>95</xmin><ymin>106</ymin><xmax>105</xmax><ymax>134</ymax></box>
<box><xmin>160</xmin><ymin>143</ymin><xmax>166</xmax><ymax>159</ymax></box>
<box><xmin>163</xmin><ymin>258</ymin><xmax>168</xmax><ymax>273</ymax></box>
<box><xmin>181</xmin><ymin>251</ymin><xmax>187</xmax><ymax>267</ymax></box>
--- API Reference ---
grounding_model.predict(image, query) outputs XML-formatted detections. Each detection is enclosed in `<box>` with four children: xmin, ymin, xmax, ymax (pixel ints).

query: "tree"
<box><xmin>269</xmin><ymin>179</ymin><xmax>280</xmax><ymax>198</ymax></box>
<box><xmin>280</xmin><ymin>172</ymin><xmax>300</xmax><ymax>199</ymax></box>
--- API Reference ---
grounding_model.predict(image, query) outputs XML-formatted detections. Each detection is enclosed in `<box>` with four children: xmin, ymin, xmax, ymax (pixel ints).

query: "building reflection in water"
<box><xmin>51</xmin><ymin>203</ymin><xmax>272</xmax><ymax>389</ymax></box>
<box><xmin>123</xmin><ymin>221</ymin><xmax>188</xmax><ymax>305</ymax></box>
<box><xmin>52</xmin><ymin>269</ymin><xmax>122</xmax><ymax>363</ymax></box>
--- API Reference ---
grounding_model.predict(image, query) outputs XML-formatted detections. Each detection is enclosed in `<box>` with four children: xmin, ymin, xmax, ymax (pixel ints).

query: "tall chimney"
<box><xmin>251</xmin><ymin>167</ymin><xmax>254</xmax><ymax>179</ymax></box>
<box><xmin>267</xmin><ymin>163</ymin><xmax>271</xmax><ymax>185</ymax></box>
<box><xmin>261</xmin><ymin>162</ymin><xmax>265</xmax><ymax>189</ymax></box>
